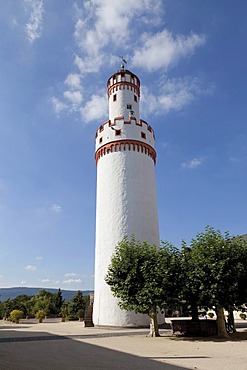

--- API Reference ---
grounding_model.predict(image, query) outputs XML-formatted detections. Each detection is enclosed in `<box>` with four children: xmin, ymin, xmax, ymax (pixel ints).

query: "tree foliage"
<box><xmin>105</xmin><ymin>236</ymin><xmax>180</xmax><ymax>336</ymax></box>
<box><xmin>179</xmin><ymin>226</ymin><xmax>247</xmax><ymax>337</ymax></box>
<box><xmin>9</xmin><ymin>309</ymin><xmax>24</xmax><ymax>322</ymax></box>
<box><xmin>0</xmin><ymin>289</ymin><xmax>89</xmax><ymax>321</ymax></box>
<box><xmin>105</xmin><ymin>228</ymin><xmax>247</xmax><ymax>338</ymax></box>
<box><xmin>1</xmin><ymin>299</ymin><xmax>14</xmax><ymax>318</ymax></box>
<box><xmin>54</xmin><ymin>288</ymin><xmax>64</xmax><ymax>315</ymax></box>
<box><xmin>69</xmin><ymin>290</ymin><xmax>87</xmax><ymax>319</ymax></box>
<box><xmin>35</xmin><ymin>309</ymin><xmax>46</xmax><ymax>322</ymax></box>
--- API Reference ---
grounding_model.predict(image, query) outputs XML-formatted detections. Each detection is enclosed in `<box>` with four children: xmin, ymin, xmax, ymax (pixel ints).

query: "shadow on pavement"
<box><xmin>168</xmin><ymin>330</ymin><xmax>247</xmax><ymax>342</ymax></box>
<box><xmin>0</xmin><ymin>330</ymin><xmax>192</xmax><ymax>370</ymax></box>
<box><xmin>0</xmin><ymin>326</ymin><xmax>31</xmax><ymax>330</ymax></box>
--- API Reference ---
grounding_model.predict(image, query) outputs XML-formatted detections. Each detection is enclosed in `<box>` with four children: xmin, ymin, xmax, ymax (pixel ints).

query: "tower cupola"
<box><xmin>95</xmin><ymin>65</ymin><xmax>156</xmax><ymax>165</ymax></box>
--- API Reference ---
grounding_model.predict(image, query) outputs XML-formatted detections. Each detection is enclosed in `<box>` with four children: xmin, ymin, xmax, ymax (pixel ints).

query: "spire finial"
<box><xmin>119</xmin><ymin>56</ymin><xmax>127</xmax><ymax>70</ymax></box>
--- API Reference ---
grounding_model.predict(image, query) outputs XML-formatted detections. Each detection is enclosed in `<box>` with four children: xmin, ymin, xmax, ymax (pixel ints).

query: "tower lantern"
<box><xmin>93</xmin><ymin>64</ymin><xmax>160</xmax><ymax>326</ymax></box>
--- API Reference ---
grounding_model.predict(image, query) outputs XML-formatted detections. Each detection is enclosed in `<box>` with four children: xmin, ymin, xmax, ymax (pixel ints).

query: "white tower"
<box><xmin>93</xmin><ymin>63</ymin><xmax>160</xmax><ymax>326</ymax></box>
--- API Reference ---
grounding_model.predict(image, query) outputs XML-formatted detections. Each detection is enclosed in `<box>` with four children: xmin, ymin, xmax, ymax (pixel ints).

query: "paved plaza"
<box><xmin>0</xmin><ymin>320</ymin><xmax>247</xmax><ymax>369</ymax></box>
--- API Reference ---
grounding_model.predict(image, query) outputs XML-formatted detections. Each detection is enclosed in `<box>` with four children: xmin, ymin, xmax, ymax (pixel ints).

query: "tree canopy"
<box><xmin>106</xmin><ymin>227</ymin><xmax>247</xmax><ymax>338</ymax></box>
<box><xmin>182</xmin><ymin>227</ymin><xmax>247</xmax><ymax>337</ymax></box>
<box><xmin>105</xmin><ymin>236</ymin><xmax>180</xmax><ymax>336</ymax></box>
<box><xmin>0</xmin><ymin>289</ymin><xmax>88</xmax><ymax>321</ymax></box>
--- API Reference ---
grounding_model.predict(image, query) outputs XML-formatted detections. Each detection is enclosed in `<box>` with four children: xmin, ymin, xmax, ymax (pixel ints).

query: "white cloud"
<box><xmin>24</xmin><ymin>0</ymin><xmax>44</xmax><ymax>43</ymax></box>
<box><xmin>25</xmin><ymin>265</ymin><xmax>37</xmax><ymax>271</ymax></box>
<box><xmin>74</xmin><ymin>54</ymin><xmax>104</xmax><ymax>75</ymax></box>
<box><xmin>181</xmin><ymin>158</ymin><xmax>204</xmax><ymax>169</ymax></box>
<box><xmin>63</xmin><ymin>90</ymin><xmax>83</xmax><ymax>110</ymax></box>
<box><xmin>65</xmin><ymin>74</ymin><xmax>82</xmax><ymax>90</ymax></box>
<box><xmin>34</xmin><ymin>202</ymin><xmax>63</xmax><ymax>218</ymax></box>
<box><xmin>51</xmin><ymin>97</ymin><xmax>67</xmax><ymax>114</ymax></box>
<box><xmin>52</xmin><ymin>71</ymin><xmax>84</xmax><ymax>118</ymax></box>
<box><xmin>141</xmin><ymin>77</ymin><xmax>210</xmax><ymax>116</ymax></box>
<box><xmin>72</xmin><ymin>0</ymin><xmax>163</xmax><ymax>75</ymax></box>
<box><xmin>74</xmin><ymin>0</ymin><xmax>160</xmax><ymax>56</ymax></box>
<box><xmin>11</xmin><ymin>18</ymin><xmax>18</xmax><ymax>27</ymax></box>
<box><xmin>132</xmin><ymin>30</ymin><xmax>206</xmax><ymax>71</ymax></box>
<box><xmin>63</xmin><ymin>278</ymin><xmax>82</xmax><ymax>284</ymax></box>
<box><xmin>40</xmin><ymin>278</ymin><xmax>60</xmax><ymax>284</ymax></box>
<box><xmin>20</xmin><ymin>281</ymin><xmax>26</xmax><ymax>285</ymax></box>
<box><xmin>64</xmin><ymin>273</ymin><xmax>77</xmax><ymax>277</ymax></box>
<box><xmin>81</xmin><ymin>92</ymin><xmax>108</xmax><ymax>123</ymax></box>
<box><xmin>36</xmin><ymin>256</ymin><xmax>43</xmax><ymax>260</ymax></box>
<box><xmin>50</xmin><ymin>204</ymin><xmax>62</xmax><ymax>214</ymax></box>
<box><xmin>51</xmin><ymin>1</ymin><xmax>208</xmax><ymax>124</ymax></box>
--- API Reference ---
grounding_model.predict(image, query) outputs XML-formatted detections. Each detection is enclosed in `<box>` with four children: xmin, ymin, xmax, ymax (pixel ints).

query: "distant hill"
<box><xmin>0</xmin><ymin>287</ymin><xmax>93</xmax><ymax>302</ymax></box>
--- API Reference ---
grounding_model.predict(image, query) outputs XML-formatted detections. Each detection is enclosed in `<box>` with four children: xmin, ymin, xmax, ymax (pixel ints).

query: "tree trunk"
<box><xmin>228</xmin><ymin>308</ymin><xmax>236</xmax><ymax>333</ymax></box>
<box><xmin>148</xmin><ymin>306</ymin><xmax>160</xmax><ymax>337</ymax></box>
<box><xmin>191</xmin><ymin>301</ymin><xmax>199</xmax><ymax>321</ymax></box>
<box><xmin>216</xmin><ymin>306</ymin><xmax>229</xmax><ymax>338</ymax></box>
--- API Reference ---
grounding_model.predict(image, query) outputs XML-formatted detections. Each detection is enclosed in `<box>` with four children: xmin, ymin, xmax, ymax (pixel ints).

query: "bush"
<box><xmin>35</xmin><ymin>309</ymin><xmax>46</xmax><ymax>322</ymax></box>
<box><xmin>9</xmin><ymin>310</ymin><xmax>23</xmax><ymax>323</ymax></box>
<box><xmin>239</xmin><ymin>313</ymin><xmax>246</xmax><ymax>320</ymax></box>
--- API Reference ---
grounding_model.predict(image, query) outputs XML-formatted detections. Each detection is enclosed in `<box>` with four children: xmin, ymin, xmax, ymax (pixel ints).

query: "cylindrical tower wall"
<box><xmin>93</xmin><ymin>150</ymin><xmax>159</xmax><ymax>326</ymax></box>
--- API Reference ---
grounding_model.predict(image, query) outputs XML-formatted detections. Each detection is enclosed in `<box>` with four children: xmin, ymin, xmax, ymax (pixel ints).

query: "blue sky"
<box><xmin>0</xmin><ymin>0</ymin><xmax>246</xmax><ymax>291</ymax></box>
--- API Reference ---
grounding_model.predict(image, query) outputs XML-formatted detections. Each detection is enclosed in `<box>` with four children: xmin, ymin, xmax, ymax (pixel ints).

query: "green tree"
<box><xmin>31</xmin><ymin>289</ymin><xmax>55</xmax><ymax>316</ymax></box>
<box><xmin>178</xmin><ymin>243</ymin><xmax>203</xmax><ymax>321</ymax></box>
<box><xmin>2</xmin><ymin>299</ymin><xmax>14</xmax><ymax>318</ymax></box>
<box><xmin>105</xmin><ymin>236</ymin><xmax>180</xmax><ymax>337</ymax></box>
<box><xmin>187</xmin><ymin>226</ymin><xmax>247</xmax><ymax>338</ymax></box>
<box><xmin>12</xmin><ymin>295</ymin><xmax>34</xmax><ymax>317</ymax></box>
<box><xmin>54</xmin><ymin>289</ymin><xmax>64</xmax><ymax>315</ymax></box>
<box><xmin>69</xmin><ymin>291</ymin><xmax>87</xmax><ymax>318</ymax></box>
<box><xmin>61</xmin><ymin>302</ymin><xmax>70</xmax><ymax>320</ymax></box>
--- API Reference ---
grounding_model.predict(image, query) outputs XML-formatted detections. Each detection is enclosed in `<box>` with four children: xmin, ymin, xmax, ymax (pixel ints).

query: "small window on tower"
<box><xmin>141</xmin><ymin>132</ymin><xmax>146</xmax><ymax>140</ymax></box>
<box><xmin>113</xmin><ymin>94</ymin><xmax>117</xmax><ymax>102</ymax></box>
<box><xmin>127</xmin><ymin>104</ymin><xmax>132</xmax><ymax>110</ymax></box>
<box><xmin>115</xmin><ymin>129</ymin><xmax>121</xmax><ymax>136</ymax></box>
<box><xmin>99</xmin><ymin>137</ymin><xmax>103</xmax><ymax>144</ymax></box>
<box><xmin>134</xmin><ymin>95</ymin><xmax>137</xmax><ymax>102</ymax></box>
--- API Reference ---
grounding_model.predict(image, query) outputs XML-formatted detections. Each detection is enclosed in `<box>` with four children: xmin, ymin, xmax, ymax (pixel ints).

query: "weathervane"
<box><xmin>119</xmin><ymin>56</ymin><xmax>127</xmax><ymax>70</ymax></box>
